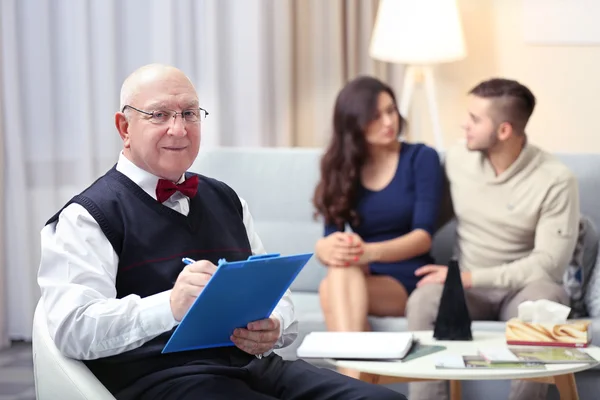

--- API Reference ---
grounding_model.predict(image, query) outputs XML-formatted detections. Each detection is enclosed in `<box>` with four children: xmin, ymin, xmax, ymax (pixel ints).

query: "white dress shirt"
<box><xmin>38</xmin><ymin>152</ymin><xmax>298</xmax><ymax>360</ymax></box>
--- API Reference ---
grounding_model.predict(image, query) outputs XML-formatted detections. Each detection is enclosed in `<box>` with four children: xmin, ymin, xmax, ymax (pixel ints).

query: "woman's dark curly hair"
<box><xmin>312</xmin><ymin>76</ymin><xmax>405</xmax><ymax>230</ymax></box>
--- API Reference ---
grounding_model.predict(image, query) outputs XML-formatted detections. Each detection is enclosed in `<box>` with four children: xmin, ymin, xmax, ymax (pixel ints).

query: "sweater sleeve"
<box><xmin>471</xmin><ymin>174</ymin><xmax>580</xmax><ymax>289</ymax></box>
<box><xmin>411</xmin><ymin>146</ymin><xmax>444</xmax><ymax>236</ymax></box>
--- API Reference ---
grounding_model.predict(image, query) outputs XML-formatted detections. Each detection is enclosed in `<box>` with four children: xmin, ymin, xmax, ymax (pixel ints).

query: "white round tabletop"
<box><xmin>331</xmin><ymin>331</ymin><xmax>600</xmax><ymax>381</ymax></box>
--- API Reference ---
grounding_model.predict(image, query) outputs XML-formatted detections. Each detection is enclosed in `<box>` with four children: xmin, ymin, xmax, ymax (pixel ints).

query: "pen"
<box><xmin>182</xmin><ymin>257</ymin><xmax>196</xmax><ymax>265</ymax></box>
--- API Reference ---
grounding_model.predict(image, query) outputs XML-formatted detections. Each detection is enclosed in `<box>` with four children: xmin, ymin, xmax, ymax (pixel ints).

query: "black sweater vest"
<box><xmin>46</xmin><ymin>167</ymin><xmax>253</xmax><ymax>394</ymax></box>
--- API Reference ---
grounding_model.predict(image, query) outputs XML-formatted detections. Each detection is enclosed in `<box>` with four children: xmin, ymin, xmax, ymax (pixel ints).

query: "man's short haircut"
<box><xmin>469</xmin><ymin>78</ymin><xmax>536</xmax><ymax>133</ymax></box>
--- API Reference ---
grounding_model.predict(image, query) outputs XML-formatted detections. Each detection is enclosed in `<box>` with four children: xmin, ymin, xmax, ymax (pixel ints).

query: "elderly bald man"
<box><xmin>37</xmin><ymin>64</ymin><xmax>406</xmax><ymax>400</ymax></box>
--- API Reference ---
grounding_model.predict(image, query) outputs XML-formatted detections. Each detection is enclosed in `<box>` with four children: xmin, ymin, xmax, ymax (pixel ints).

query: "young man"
<box><xmin>37</xmin><ymin>64</ymin><xmax>406</xmax><ymax>400</ymax></box>
<box><xmin>407</xmin><ymin>78</ymin><xmax>580</xmax><ymax>400</ymax></box>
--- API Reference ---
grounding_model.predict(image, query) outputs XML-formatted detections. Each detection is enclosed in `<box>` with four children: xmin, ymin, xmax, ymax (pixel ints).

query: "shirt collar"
<box><xmin>479</xmin><ymin>139</ymin><xmax>537</xmax><ymax>184</ymax></box>
<box><xmin>115</xmin><ymin>152</ymin><xmax>185</xmax><ymax>201</ymax></box>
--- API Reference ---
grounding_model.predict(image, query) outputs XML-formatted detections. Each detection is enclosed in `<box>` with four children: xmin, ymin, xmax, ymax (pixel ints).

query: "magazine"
<box><xmin>297</xmin><ymin>331</ymin><xmax>414</xmax><ymax>360</ymax></box>
<box><xmin>435</xmin><ymin>355</ymin><xmax>546</xmax><ymax>370</ymax></box>
<box><xmin>479</xmin><ymin>346</ymin><xmax>597</xmax><ymax>364</ymax></box>
<box><xmin>510</xmin><ymin>346</ymin><xmax>597</xmax><ymax>364</ymax></box>
<box><xmin>402</xmin><ymin>342</ymin><xmax>446</xmax><ymax>362</ymax></box>
<box><xmin>330</xmin><ymin>340</ymin><xmax>446</xmax><ymax>363</ymax></box>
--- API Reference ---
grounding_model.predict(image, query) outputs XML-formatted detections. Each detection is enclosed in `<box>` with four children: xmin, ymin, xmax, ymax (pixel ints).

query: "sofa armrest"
<box><xmin>32</xmin><ymin>301</ymin><xmax>115</xmax><ymax>400</ymax></box>
<box><xmin>590</xmin><ymin>318</ymin><xmax>600</xmax><ymax>348</ymax></box>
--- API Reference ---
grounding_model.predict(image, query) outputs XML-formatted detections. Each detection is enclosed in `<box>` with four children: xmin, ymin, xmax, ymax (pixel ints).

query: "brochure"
<box><xmin>479</xmin><ymin>346</ymin><xmax>597</xmax><ymax>364</ymax></box>
<box><xmin>435</xmin><ymin>355</ymin><xmax>546</xmax><ymax>370</ymax></box>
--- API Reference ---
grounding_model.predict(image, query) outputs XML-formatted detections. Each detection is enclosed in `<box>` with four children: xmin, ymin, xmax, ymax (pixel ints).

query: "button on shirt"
<box><xmin>37</xmin><ymin>152</ymin><xmax>298</xmax><ymax>360</ymax></box>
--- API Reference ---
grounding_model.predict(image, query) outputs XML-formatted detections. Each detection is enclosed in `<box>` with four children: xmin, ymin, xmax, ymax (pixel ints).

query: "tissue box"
<box><xmin>505</xmin><ymin>318</ymin><xmax>592</xmax><ymax>347</ymax></box>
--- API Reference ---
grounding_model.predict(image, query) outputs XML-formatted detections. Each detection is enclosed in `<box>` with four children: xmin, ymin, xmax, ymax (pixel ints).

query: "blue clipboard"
<box><xmin>162</xmin><ymin>252</ymin><xmax>313</xmax><ymax>354</ymax></box>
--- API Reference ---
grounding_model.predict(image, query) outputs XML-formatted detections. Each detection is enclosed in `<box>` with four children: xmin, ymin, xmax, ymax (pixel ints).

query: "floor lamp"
<box><xmin>369</xmin><ymin>0</ymin><xmax>467</xmax><ymax>151</ymax></box>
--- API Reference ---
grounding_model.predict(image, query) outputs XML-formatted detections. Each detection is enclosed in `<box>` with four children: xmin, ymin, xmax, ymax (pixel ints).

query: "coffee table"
<box><xmin>329</xmin><ymin>331</ymin><xmax>600</xmax><ymax>400</ymax></box>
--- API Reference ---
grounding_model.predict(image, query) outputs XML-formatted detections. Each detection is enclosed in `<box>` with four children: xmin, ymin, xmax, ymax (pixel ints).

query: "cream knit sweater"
<box><xmin>445</xmin><ymin>142</ymin><xmax>580</xmax><ymax>289</ymax></box>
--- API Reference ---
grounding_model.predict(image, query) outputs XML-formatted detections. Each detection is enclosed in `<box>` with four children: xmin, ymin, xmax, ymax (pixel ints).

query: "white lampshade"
<box><xmin>370</xmin><ymin>0</ymin><xmax>467</xmax><ymax>64</ymax></box>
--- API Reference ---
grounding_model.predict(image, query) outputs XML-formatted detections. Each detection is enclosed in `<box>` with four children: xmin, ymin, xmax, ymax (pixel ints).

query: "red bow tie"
<box><xmin>156</xmin><ymin>175</ymin><xmax>199</xmax><ymax>203</ymax></box>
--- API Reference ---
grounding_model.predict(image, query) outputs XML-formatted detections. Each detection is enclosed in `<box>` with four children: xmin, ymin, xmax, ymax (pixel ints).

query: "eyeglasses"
<box><xmin>122</xmin><ymin>105</ymin><xmax>209</xmax><ymax>124</ymax></box>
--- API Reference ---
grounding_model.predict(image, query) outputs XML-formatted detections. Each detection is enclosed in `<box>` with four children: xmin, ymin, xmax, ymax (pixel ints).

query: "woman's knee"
<box><xmin>326</xmin><ymin>264</ymin><xmax>365</xmax><ymax>277</ymax></box>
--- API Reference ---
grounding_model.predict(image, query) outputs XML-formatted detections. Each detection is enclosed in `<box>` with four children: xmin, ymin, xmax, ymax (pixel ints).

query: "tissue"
<box><xmin>517</xmin><ymin>299</ymin><xmax>571</xmax><ymax>324</ymax></box>
<box><xmin>506</xmin><ymin>300</ymin><xmax>592</xmax><ymax>347</ymax></box>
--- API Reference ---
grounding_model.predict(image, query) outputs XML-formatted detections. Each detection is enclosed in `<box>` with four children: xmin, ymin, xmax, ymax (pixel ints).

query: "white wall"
<box><xmin>414</xmin><ymin>0</ymin><xmax>600</xmax><ymax>153</ymax></box>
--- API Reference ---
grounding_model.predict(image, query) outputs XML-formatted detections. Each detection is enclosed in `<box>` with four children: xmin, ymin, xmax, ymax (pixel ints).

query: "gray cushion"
<box><xmin>564</xmin><ymin>216</ymin><xmax>600</xmax><ymax>317</ymax></box>
<box><xmin>555</xmin><ymin>154</ymin><xmax>600</xmax><ymax>230</ymax></box>
<box><xmin>586</xmin><ymin>248</ymin><xmax>600</xmax><ymax>318</ymax></box>
<box><xmin>254</xmin><ymin>221</ymin><xmax>326</xmax><ymax>291</ymax></box>
<box><xmin>191</xmin><ymin>148</ymin><xmax>326</xmax><ymax>292</ymax></box>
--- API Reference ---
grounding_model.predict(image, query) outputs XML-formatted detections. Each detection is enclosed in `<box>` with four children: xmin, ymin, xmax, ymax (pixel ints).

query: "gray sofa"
<box><xmin>191</xmin><ymin>146</ymin><xmax>600</xmax><ymax>400</ymax></box>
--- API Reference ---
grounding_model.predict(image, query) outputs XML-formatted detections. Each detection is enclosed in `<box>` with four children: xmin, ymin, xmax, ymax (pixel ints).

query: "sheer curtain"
<box><xmin>0</xmin><ymin>0</ymin><xmax>402</xmax><ymax>340</ymax></box>
<box><xmin>290</xmin><ymin>0</ymin><xmax>403</xmax><ymax>147</ymax></box>
<box><xmin>0</xmin><ymin>10</ymin><xmax>7</xmax><ymax>349</ymax></box>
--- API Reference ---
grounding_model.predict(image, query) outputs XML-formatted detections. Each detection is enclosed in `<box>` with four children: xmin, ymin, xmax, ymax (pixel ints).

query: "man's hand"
<box><xmin>415</xmin><ymin>264</ymin><xmax>448</xmax><ymax>288</ymax></box>
<box><xmin>170</xmin><ymin>260</ymin><xmax>217</xmax><ymax>321</ymax></box>
<box><xmin>231</xmin><ymin>317</ymin><xmax>281</xmax><ymax>355</ymax></box>
<box><xmin>415</xmin><ymin>264</ymin><xmax>472</xmax><ymax>289</ymax></box>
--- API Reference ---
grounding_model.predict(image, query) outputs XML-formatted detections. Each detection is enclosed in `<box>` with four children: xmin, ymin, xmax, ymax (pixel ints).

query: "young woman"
<box><xmin>313</xmin><ymin>76</ymin><xmax>443</xmax><ymax>375</ymax></box>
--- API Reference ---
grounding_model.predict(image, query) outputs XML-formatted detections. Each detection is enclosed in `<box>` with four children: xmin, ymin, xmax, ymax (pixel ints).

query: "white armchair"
<box><xmin>32</xmin><ymin>300</ymin><xmax>115</xmax><ymax>400</ymax></box>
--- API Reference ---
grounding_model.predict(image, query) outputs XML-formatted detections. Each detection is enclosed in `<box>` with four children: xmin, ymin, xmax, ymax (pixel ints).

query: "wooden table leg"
<box><xmin>358</xmin><ymin>372</ymin><xmax>461</xmax><ymax>399</ymax></box>
<box><xmin>554</xmin><ymin>373</ymin><xmax>578</xmax><ymax>400</ymax></box>
<box><xmin>358</xmin><ymin>372</ymin><xmax>381</xmax><ymax>384</ymax></box>
<box><xmin>449</xmin><ymin>380</ymin><xmax>462</xmax><ymax>400</ymax></box>
<box><xmin>356</xmin><ymin>370</ymin><xmax>577</xmax><ymax>400</ymax></box>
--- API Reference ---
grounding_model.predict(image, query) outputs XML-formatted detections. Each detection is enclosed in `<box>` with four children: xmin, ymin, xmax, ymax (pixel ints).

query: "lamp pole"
<box><xmin>399</xmin><ymin>65</ymin><xmax>444</xmax><ymax>151</ymax></box>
